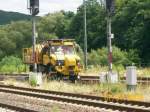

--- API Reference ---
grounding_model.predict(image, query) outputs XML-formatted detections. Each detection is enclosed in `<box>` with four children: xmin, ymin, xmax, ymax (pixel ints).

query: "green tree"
<box><xmin>0</xmin><ymin>30</ymin><xmax>16</xmax><ymax>58</ymax></box>
<box><xmin>69</xmin><ymin>0</ymin><xmax>107</xmax><ymax>50</ymax></box>
<box><xmin>0</xmin><ymin>21</ymin><xmax>32</xmax><ymax>59</ymax></box>
<box><xmin>113</xmin><ymin>0</ymin><xmax>150</xmax><ymax>63</ymax></box>
<box><xmin>38</xmin><ymin>11</ymin><xmax>73</xmax><ymax>40</ymax></box>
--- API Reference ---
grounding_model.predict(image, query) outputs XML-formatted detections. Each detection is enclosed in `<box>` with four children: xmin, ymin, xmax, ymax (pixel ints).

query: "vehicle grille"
<box><xmin>68</xmin><ymin>66</ymin><xmax>75</xmax><ymax>70</ymax></box>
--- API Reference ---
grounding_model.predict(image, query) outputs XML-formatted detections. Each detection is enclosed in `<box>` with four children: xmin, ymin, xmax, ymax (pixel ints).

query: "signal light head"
<box><xmin>28</xmin><ymin>0</ymin><xmax>39</xmax><ymax>15</ymax></box>
<box><xmin>106</xmin><ymin>0</ymin><xmax>115</xmax><ymax>15</ymax></box>
<box><xmin>30</xmin><ymin>0</ymin><xmax>39</xmax><ymax>8</ymax></box>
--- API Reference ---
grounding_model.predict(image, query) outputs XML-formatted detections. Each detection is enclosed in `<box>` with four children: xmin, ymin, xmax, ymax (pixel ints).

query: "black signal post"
<box><xmin>27</xmin><ymin>0</ymin><xmax>39</xmax><ymax>72</ymax></box>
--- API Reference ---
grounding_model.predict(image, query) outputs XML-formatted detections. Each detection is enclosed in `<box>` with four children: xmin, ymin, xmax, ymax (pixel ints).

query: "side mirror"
<box><xmin>74</xmin><ymin>43</ymin><xmax>80</xmax><ymax>53</ymax></box>
<box><xmin>76</xmin><ymin>47</ymin><xmax>80</xmax><ymax>53</ymax></box>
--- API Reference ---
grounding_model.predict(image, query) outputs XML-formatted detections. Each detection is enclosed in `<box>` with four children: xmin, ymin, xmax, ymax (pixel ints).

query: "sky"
<box><xmin>0</xmin><ymin>0</ymin><xmax>83</xmax><ymax>16</ymax></box>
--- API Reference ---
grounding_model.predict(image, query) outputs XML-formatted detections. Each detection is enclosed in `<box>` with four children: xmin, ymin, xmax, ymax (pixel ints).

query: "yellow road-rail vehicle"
<box><xmin>23</xmin><ymin>39</ymin><xmax>82</xmax><ymax>82</ymax></box>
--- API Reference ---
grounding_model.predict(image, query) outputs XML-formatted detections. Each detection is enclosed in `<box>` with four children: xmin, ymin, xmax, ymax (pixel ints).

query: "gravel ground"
<box><xmin>0</xmin><ymin>92</ymin><xmax>119</xmax><ymax>112</ymax></box>
<box><xmin>0</xmin><ymin>107</ymin><xmax>16</xmax><ymax>112</ymax></box>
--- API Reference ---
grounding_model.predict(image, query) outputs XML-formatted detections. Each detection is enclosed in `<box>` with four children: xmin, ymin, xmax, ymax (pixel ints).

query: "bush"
<box><xmin>88</xmin><ymin>46</ymin><xmax>140</xmax><ymax>66</ymax></box>
<box><xmin>110</xmin><ymin>85</ymin><xmax>123</xmax><ymax>93</ymax></box>
<box><xmin>29</xmin><ymin>77</ymin><xmax>37</xmax><ymax>87</ymax></box>
<box><xmin>0</xmin><ymin>56</ymin><xmax>26</xmax><ymax>73</ymax></box>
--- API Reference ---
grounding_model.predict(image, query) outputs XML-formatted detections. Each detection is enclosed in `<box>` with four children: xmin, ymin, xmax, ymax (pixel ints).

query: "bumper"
<box><xmin>55</xmin><ymin>65</ymin><xmax>81</xmax><ymax>76</ymax></box>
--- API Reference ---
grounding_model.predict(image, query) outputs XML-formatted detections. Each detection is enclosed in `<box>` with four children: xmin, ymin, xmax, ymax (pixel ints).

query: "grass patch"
<box><xmin>29</xmin><ymin>78</ymin><xmax>37</xmax><ymax>87</ymax></box>
<box><xmin>40</xmin><ymin>80</ymin><xmax>149</xmax><ymax>101</ymax></box>
<box><xmin>137</xmin><ymin>68</ymin><xmax>150</xmax><ymax>77</ymax></box>
<box><xmin>41</xmin><ymin>81</ymin><xmax>126</xmax><ymax>96</ymax></box>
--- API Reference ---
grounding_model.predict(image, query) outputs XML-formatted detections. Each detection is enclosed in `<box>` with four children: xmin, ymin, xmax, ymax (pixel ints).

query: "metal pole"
<box><xmin>84</xmin><ymin>0</ymin><xmax>87</xmax><ymax>71</ymax></box>
<box><xmin>107</xmin><ymin>14</ymin><xmax>112</xmax><ymax>73</ymax></box>
<box><xmin>32</xmin><ymin>15</ymin><xmax>37</xmax><ymax>72</ymax></box>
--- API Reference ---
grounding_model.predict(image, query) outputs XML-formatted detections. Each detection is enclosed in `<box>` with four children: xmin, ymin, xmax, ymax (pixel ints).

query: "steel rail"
<box><xmin>80</xmin><ymin>76</ymin><xmax>150</xmax><ymax>80</ymax></box>
<box><xmin>0</xmin><ymin>102</ymin><xmax>38</xmax><ymax>112</ymax></box>
<box><xmin>0</xmin><ymin>74</ymin><xmax>29</xmax><ymax>81</ymax></box>
<box><xmin>0</xmin><ymin>84</ymin><xmax>149</xmax><ymax>112</ymax></box>
<box><xmin>0</xmin><ymin>73</ymin><xmax>150</xmax><ymax>80</ymax></box>
<box><xmin>0</xmin><ymin>73</ymin><xmax>150</xmax><ymax>82</ymax></box>
<box><xmin>0</xmin><ymin>73</ymin><xmax>28</xmax><ymax>76</ymax></box>
<box><xmin>0</xmin><ymin>88</ymin><xmax>149</xmax><ymax>112</ymax></box>
<box><xmin>0</xmin><ymin>84</ymin><xmax>149</xmax><ymax>107</ymax></box>
<box><xmin>80</xmin><ymin>76</ymin><xmax>150</xmax><ymax>83</ymax></box>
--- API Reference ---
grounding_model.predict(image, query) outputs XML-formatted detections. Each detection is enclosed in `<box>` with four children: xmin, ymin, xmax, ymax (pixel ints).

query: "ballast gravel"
<box><xmin>0</xmin><ymin>107</ymin><xmax>16</xmax><ymax>112</ymax></box>
<box><xmin>0</xmin><ymin>92</ymin><xmax>117</xmax><ymax>112</ymax></box>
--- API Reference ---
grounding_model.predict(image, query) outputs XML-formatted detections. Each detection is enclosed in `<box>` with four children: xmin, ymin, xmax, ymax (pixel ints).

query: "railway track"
<box><xmin>80</xmin><ymin>75</ymin><xmax>150</xmax><ymax>84</ymax></box>
<box><xmin>0</xmin><ymin>73</ymin><xmax>150</xmax><ymax>84</ymax></box>
<box><xmin>0</xmin><ymin>84</ymin><xmax>149</xmax><ymax>112</ymax></box>
<box><xmin>0</xmin><ymin>73</ymin><xmax>29</xmax><ymax>81</ymax></box>
<box><xmin>0</xmin><ymin>102</ymin><xmax>37</xmax><ymax>112</ymax></box>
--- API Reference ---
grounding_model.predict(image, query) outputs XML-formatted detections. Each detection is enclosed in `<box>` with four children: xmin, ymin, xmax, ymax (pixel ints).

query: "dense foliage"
<box><xmin>0</xmin><ymin>21</ymin><xmax>32</xmax><ymax>58</ymax></box>
<box><xmin>0</xmin><ymin>56</ymin><xmax>26</xmax><ymax>73</ymax></box>
<box><xmin>37</xmin><ymin>11</ymin><xmax>74</xmax><ymax>40</ymax></box>
<box><xmin>88</xmin><ymin>46</ymin><xmax>140</xmax><ymax>66</ymax></box>
<box><xmin>113</xmin><ymin>0</ymin><xmax>150</xmax><ymax>64</ymax></box>
<box><xmin>69</xmin><ymin>0</ymin><xmax>107</xmax><ymax>50</ymax></box>
<box><xmin>0</xmin><ymin>0</ymin><xmax>149</xmax><ymax>67</ymax></box>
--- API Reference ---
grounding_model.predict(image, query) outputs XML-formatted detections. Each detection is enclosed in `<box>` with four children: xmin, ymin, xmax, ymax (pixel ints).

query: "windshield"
<box><xmin>50</xmin><ymin>45</ymin><xmax>75</xmax><ymax>55</ymax></box>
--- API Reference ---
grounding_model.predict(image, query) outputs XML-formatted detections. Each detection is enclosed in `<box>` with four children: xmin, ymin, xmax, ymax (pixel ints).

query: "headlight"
<box><xmin>56</xmin><ymin>60</ymin><xmax>64</xmax><ymax>66</ymax></box>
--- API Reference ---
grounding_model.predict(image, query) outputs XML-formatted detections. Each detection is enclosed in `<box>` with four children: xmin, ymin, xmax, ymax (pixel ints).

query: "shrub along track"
<box><xmin>0</xmin><ymin>84</ymin><xmax>149</xmax><ymax>112</ymax></box>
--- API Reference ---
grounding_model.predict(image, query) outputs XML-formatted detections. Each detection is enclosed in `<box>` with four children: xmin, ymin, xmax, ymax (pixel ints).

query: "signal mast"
<box><xmin>83</xmin><ymin>0</ymin><xmax>87</xmax><ymax>71</ymax></box>
<box><xmin>27</xmin><ymin>0</ymin><xmax>39</xmax><ymax>72</ymax></box>
<box><xmin>106</xmin><ymin>0</ymin><xmax>115</xmax><ymax>73</ymax></box>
